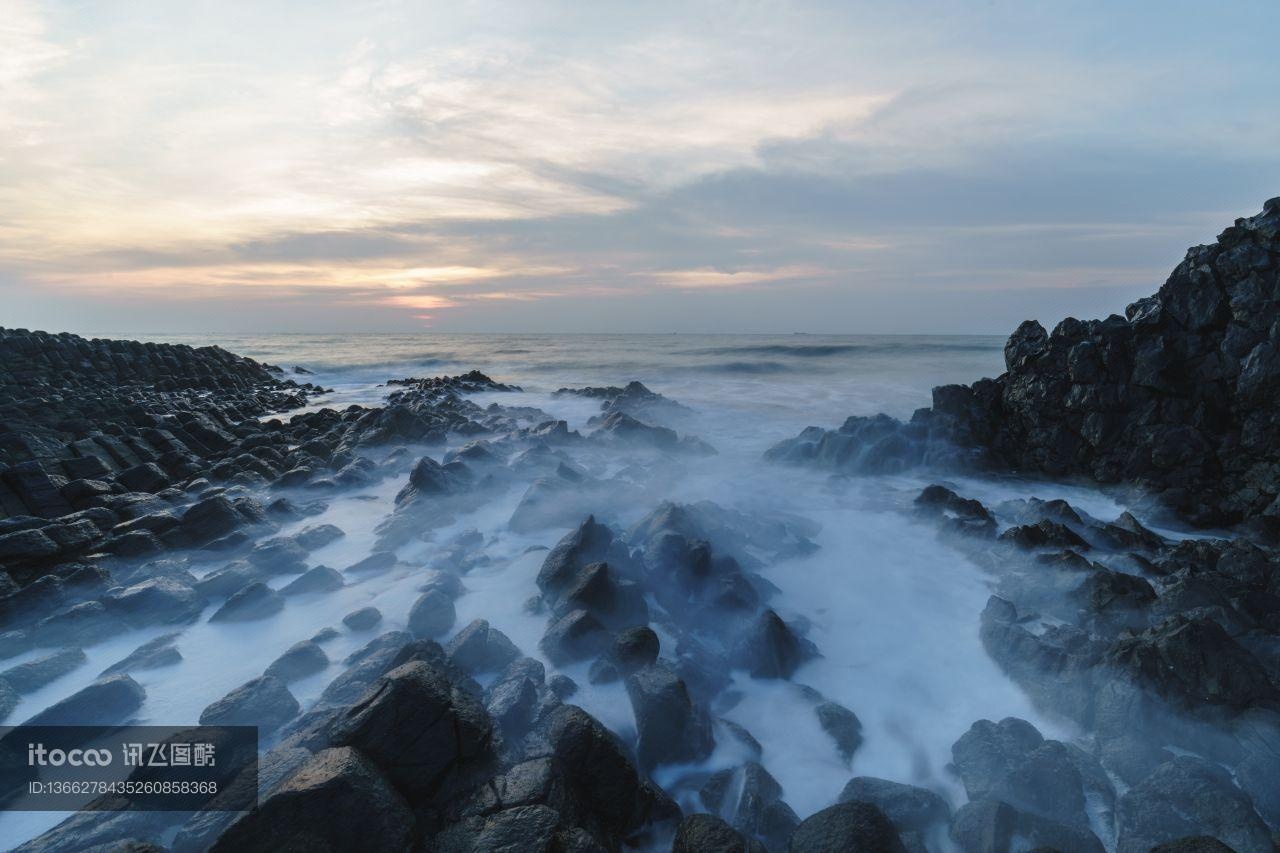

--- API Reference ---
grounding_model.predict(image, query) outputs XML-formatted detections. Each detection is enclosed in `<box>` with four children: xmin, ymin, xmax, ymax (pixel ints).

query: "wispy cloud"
<box><xmin>1</xmin><ymin>0</ymin><xmax>1277</xmax><ymax>332</ymax></box>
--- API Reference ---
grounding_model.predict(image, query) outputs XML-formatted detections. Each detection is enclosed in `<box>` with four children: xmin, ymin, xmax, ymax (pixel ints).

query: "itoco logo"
<box><xmin>27</xmin><ymin>744</ymin><xmax>113</xmax><ymax>767</ymax></box>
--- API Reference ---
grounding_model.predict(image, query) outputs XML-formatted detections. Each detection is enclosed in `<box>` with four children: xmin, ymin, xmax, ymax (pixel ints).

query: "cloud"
<box><xmin>1</xmin><ymin>0</ymin><xmax>1277</xmax><ymax>333</ymax></box>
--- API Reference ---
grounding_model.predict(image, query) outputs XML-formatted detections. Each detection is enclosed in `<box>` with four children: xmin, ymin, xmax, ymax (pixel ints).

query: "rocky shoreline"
<box><xmin>0</xmin><ymin>201</ymin><xmax>1278</xmax><ymax>852</ymax></box>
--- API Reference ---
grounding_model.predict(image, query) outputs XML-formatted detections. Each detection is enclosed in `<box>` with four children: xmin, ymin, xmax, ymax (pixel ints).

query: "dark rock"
<box><xmin>24</xmin><ymin>674</ymin><xmax>145</xmax><ymax>725</ymax></box>
<box><xmin>609</xmin><ymin>626</ymin><xmax>660</xmax><ymax>674</ymax></box>
<box><xmin>194</xmin><ymin>561</ymin><xmax>258</xmax><ymax>599</ymax></box>
<box><xmin>407</xmin><ymin>589</ymin><xmax>456</xmax><ymax>638</ymax></box>
<box><xmin>540</xmin><ymin>609</ymin><xmax>608</xmax><ymax>665</ymax></box>
<box><xmin>1149</xmin><ymin>838</ymin><xmax>1239</xmax><ymax>853</ymax></box>
<box><xmin>100</xmin><ymin>634</ymin><xmax>182</xmax><ymax>676</ymax></box>
<box><xmin>107</xmin><ymin>577</ymin><xmax>203</xmax><ymax>625</ymax></box>
<box><xmin>342</xmin><ymin>606</ymin><xmax>382</xmax><ymax>631</ymax></box>
<box><xmin>1</xmin><ymin>647</ymin><xmax>87</xmax><ymax>693</ymax></box>
<box><xmin>293</xmin><ymin>523</ymin><xmax>344</xmax><ymax>550</ymax></box>
<box><xmin>280</xmin><ymin>565</ymin><xmax>344</xmax><ymax>596</ymax></box>
<box><xmin>208</xmin><ymin>747</ymin><xmax>412</xmax><ymax>853</ymax></box>
<box><xmin>199</xmin><ymin>675</ymin><xmax>299</xmax><ymax>733</ymax></box>
<box><xmin>950</xmin><ymin>798</ymin><xmax>1104</xmax><ymax>853</ymax></box>
<box><xmin>1115</xmin><ymin>757</ymin><xmax>1272</xmax><ymax>853</ymax></box>
<box><xmin>209</xmin><ymin>582</ymin><xmax>283</xmax><ymax>622</ymax></box>
<box><xmin>625</xmin><ymin>662</ymin><xmax>714</xmax><ymax>770</ymax></box>
<box><xmin>548</xmin><ymin>674</ymin><xmax>577</xmax><ymax>699</ymax></box>
<box><xmin>838</xmin><ymin>777</ymin><xmax>950</xmax><ymax>833</ymax></box>
<box><xmin>816</xmin><ymin>700</ymin><xmax>863</xmax><ymax>764</ymax></box>
<box><xmin>789</xmin><ymin>801</ymin><xmax>906</xmax><ymax>853</ymax></box>
<box><xmin>444</xmin><ymin>619</ymin><xmax>521</xmax><ymax>673</ymax></box>
<box><xmin>673</xmin><ymin>813</ymin><xmax>766</xmax><ymax>853</ymax></box>
<box><xmin>700</xmin><ymin>761</ymin><xmax>798</xmax><ymax>849</ymax></box>
<box><xmin>1105</xmin><ymin>616</ymin><xmax>1279</xmax><ymax>709</ymax></box>
<box><xmin>264</xmin><ymin>640</ymin><xmax>329</xmax><ymax>683</ymax></box>
<box><xmin>732</xmin><ymin>609</ymin><xmax>816</xmax><ymax>679</ymax></box>
<box><xmin>328</xmin><ymin>660</ymin><xmax>491</xmax><ymax>797</ymax></box>
<box><xmin>344</xmin><ymin>551</ymin><xmax>397</xmax><ymax>575</ymax></box>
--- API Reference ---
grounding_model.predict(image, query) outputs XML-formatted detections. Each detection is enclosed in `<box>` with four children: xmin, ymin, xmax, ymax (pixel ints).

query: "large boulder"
<box><xmin>209</xmin><ymin>747</ymin><xmax>412</xmax><ymax>853</ymax></box>
<box><xmin>264</xmin><ymin>640</ymin><xmax>329</xmax><ymax>683</ymax></box>
<box><xmin>24</xmin><ymin>675</ymin><xmax>145</xmax><ymax>726</ymax></box>
<box><xmin>407</xmin><ymin>589</ymin><xmax>456</xmax><ymax>638</ymax></box>
<box><xmin>788</xmin><ymin>802</ymin><xmax>906</xmax><ymax>852</ymax></box>
<box><xmin>673</xmin><ymin>813</ymin><xmax>766</xmax><ymax>853</ymax></box>
<box><xmin>329</xmin><ymin>660</ymin><xmax>491</xmax><ymax>798</ymax></box>
<box><xmin>732</xmin><ymin>610</ymin><xmax>816</xmax><ymax>679</ymax></box>
<box><xmin>199</xmin><ymin>676</ymin><xmax>299</xmax><ymax>733</ymax></box>
<box><xmin>210</xmin><ymin>582</ymin><xmax>284</xmax><ymax>622</ymax></box>
<box><xmin>625</xmin><ymin>662</ymin><xmax>714</xmax><ymax>771</ymax></box>
<box><xmin>1116</xmin><ymin>757</ymin><xmax>1272</xmax><ymax>853</ymax></box>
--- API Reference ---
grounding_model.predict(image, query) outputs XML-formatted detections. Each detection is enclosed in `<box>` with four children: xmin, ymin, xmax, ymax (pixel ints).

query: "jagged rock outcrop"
<box><xmin>768</xmin><ymin>198</ymin><xmax>1280</xmax><ymax>530</ymax></box>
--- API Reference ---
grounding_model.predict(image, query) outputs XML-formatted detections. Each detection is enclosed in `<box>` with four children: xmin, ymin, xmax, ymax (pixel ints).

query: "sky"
<box><xmin>1</xmin><ymin>0</ymin><xmax>1277</xmax><ymax>335</ymax></box>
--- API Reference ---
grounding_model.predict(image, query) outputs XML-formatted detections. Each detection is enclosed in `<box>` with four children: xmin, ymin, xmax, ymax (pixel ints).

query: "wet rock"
<box><xmin>264</xmin><ymin>640</ymin><xmax>329</xmax><ymax>683</ymax></box>
<box><xmin>280</xmin><ymin>565</ymin><xmax>344</xmax><ymax>596</ymax></box>
<box><xmin>536</xmin><ymin>515</ymin><xmax>622</xmax><ymax>594</ymax></box>
<box><xmin>1</xmin><ymin>647</ymin><xmax>87</xmax><ymax>693</ymax></box>
<box><xmin>1235</xmin><ymin>751</ymin><xmax>1280</xmax><ymax>828</ymax></box>
<box><xmin>914</xmin><ymin>485</ymin><xmax>997</xmax><ymax>537</ymax></box>
<box><xmin>342</xmin><ymin>606</ymin><xmax>382</xmax><ymax>631</ymax></box>
<box><xmin>1115</xmin><ymin>757</ymin><xmax>1272</xmax><ymax>853</ymax></box>
<box><xmin>540</xmin><ymin>609</ymin><xmax>609</xmax><ymax>665</ymax></box>
<box><xmin>395</xmin><ymin>455</ymin><xmax>470</xmax><ymax>506</ymax></box>
<box><xmin>0</xmin><ymin>528</ymin><xmax>60</xmax><ymax>564</ymax></box>
<box><xmin>815</xmin><ymin>700</ymin><xmax>863</xmax><ymax>764</ymax></box>
<box><xmin>37</xmin><ymin>600</ymin><xmax>124</xmax><ymax>646</ymax></box>
<box><xmin>181</xmin><ymin>496</ymin><xmax>250</xmax><ymax>546</ymax></box>
<box><xmin>789</xmin><ymin>801</ymin><xmax>906</xmax><ymax>853</ymax></box>
<box><xmin>731</xmin><ymin>609</ymin><xmax>817</xmax><ymax>679</ymax></box>
<box><xmin>329</xmin><ymin>660</ymin><xmax>492</xmax><ymax>797</ymax></box>
<box><xmin>445</xmin><ymin>619</ymin><xmax>521</xmax><ymax>673</ymax></box>
<box><xmin>209</xmin><ymin>582</ymin><xmax>283</xmax><ymax>622</ymax></box>
<box><xmin>208</xmin><ymin>747</ymin><xmax>412</xmax><ymax>853</ymax></box>
<box><xmin>293</xmin><ymin>523</ymin><xmax>344</xmax><ymax>550</ymax></box>
<box><xmin>609</xmin><ymin>626</ymin><xmax>660</xmax><ymax>674</ymax></box>
<box><xmin>194</xmin><ymin>561</ymin><xmax>258</xmax><ymax>598</ymax></box>
<box><xmin>548</xmin><ymin>674</ymin><xmax>577</xmax><ymax>699</ymax></box>
<box><xmin>407</xmin><ymin>589</ymin><xmax>456</xmax><ymax>638</ymax></box>
<box><xmin>950</xmin><ymin>798</ymin><xmax>1104</xmax><ymax>853</ymax></box>
<box><xmin>117</xmin><ymin>462</ymin><xmax>169</xmax><ymax>493</ymax></box>
<box><xmin>625</xmin><ymin>662</ymin><xmax>714</xmax><ymax>770</ymax></box>
<box><xmin>1105</xmin><ymin>615</ymin><xmax>1279</xmax><ymax>709</ymax></box>
<box><xmin>24</xmin><ymin>674</ymin><xmax>145</xmax><ymax>726</ymax></box>
<box><xmin>246</xmin><ymin>538</ymin><xmax>308</xmax><ymax>573</ymax></box>
<box><xmin>543</xmin><ymin>704</ymin><xmax>679</xmax><ymax>846</ymax></box>
<box><xmin>343</xmin><ymin>551</ymin><xmax>397</xmax><ymax>575</ymax></box>
<box><xmin>949</xmin><ymin>717</ymin><xmax>1094</xmax><ymax>829</ymax></box>
<box><xmin>107</xmin><ymin>577</ymin><xmax>204</xmax><ymax>626</ymax></box>
<box><xmin>486</xmin><ymin>673</ymin><xmax>540</xmax><ymax>735</ymax></box>
<box><xmin>838</xmin><ymin>776</ymin><xmax>950</xmax><ymax>835</ymax></box>
<box><xmin>700</xmin><ymin>761</ymin><xmax>799</xmax><ymax>849</ymax></box>
<box><xmin>431</xmin><ymin>804</ymin><xmax>564</xmax><ymax>852</ymax></box>
<box><xmin>100</xmin><ymin>634</ymin><xmax>182</xmax><ymax>676</ymax></box>
<box><xmin>999</xmin><ymin>519</ymin><xmax>1090</xmax><ymax>550</ymax></box>
<box><xmin>673</xmin><ymin>813</ymin><xmax>766</xmax><ymax>853</ymax></box>
<box><xmin>199</xmin><ymin>675</ymin><xmax>299</xmax><ymax>733</ymax></box>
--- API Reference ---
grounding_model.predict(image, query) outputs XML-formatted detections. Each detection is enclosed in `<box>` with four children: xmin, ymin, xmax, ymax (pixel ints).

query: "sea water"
<box><xmin>4</xmin><ymin>333</ymin><xmax>1132</xmax><ymax>848</ymax></box>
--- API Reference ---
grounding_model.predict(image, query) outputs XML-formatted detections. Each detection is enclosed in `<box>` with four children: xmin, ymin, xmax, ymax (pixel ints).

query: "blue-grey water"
<box><xmin>4</xmin><ymin>333</ymin><xmax>1135</xmax><ymax>849</ymax></box>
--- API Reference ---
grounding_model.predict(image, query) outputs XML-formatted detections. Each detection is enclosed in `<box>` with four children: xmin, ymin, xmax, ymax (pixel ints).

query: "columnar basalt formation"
<box><xmin>769</xmin><ymin>198</ymin><xmax>1280</xmax><ymax>531</ymax></box>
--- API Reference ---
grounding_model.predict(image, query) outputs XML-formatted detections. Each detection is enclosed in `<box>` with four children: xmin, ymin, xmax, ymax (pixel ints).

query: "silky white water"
<box><xmin>3</xmin><ymin>333</ymin><xmax>1151</xmax><ymax>848</ymax></box>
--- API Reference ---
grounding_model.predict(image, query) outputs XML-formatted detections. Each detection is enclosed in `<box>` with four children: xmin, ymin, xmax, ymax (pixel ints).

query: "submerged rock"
<box><xmin>199</xmin><ymin>675</ymin><xmax>299</xmax><ymax>733</ymax></box>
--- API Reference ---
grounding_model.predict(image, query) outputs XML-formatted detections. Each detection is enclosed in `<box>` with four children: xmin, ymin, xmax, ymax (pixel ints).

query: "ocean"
<box><xmin>3</xmin><ymin>333</ymin><xmax>1133</xmax><ymax>848</ymax></box>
